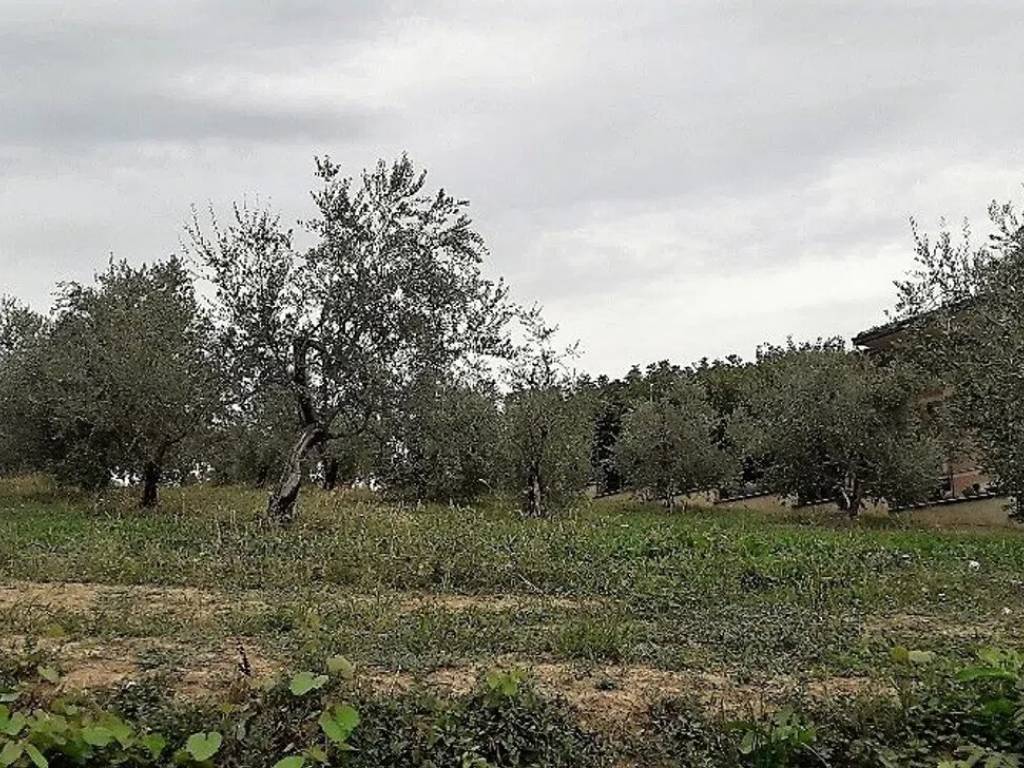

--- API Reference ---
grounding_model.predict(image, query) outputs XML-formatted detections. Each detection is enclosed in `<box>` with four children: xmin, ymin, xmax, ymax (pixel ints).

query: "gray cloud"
<box><xmin>2</xmin><ymin>1</ymin><xmax>1023</xmax><ymax>374</ymax></box>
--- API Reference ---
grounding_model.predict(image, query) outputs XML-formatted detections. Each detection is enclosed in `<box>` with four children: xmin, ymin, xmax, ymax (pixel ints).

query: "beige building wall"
<box><xmin>713</xmin><ymin>491</ymin><xmax>1019</xmax><ymax>528</ymax></box>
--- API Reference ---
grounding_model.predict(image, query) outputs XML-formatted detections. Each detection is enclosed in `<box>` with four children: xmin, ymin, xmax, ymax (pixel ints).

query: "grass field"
<box><xmin>2</xmin><ymin>476</ymin><xmax>1023</xmax><ymax>766</ymax></box>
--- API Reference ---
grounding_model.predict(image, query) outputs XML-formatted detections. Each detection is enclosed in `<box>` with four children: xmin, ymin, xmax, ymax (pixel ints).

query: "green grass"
<box><xmin>2</xmin><ymin>477</ymin><xmax>1022</xmax><ymax>675</ymax></box>
<box><xmin>3</xmin><ymin>476</ymin><xmax>1024</xmax><ymax>765</ymax></box>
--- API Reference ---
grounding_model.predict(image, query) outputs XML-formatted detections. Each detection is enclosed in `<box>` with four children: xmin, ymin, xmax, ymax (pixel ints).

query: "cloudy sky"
<box><xmin>2</xmin><ymin>1</ymin><xmax>1022</xmax><ymax>376</ymax></box>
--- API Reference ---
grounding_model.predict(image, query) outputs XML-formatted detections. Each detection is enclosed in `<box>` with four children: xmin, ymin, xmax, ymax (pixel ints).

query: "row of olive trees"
<box><xmin>0</xmin><ymin>278</ymin><xmax>593</xmax><ymax>519</ymax></box>
<box><xmin>4</xmin><ymin>160</ymin><xmax>1020</xmax><ymax>521</ymax></box>
<box><xmin>0</xmin><ymin>156</ymin><xmax>594</xmax><ymax>521</ymax></box>
<box><xmin>586</xmin><ymin>341</ymin><xmax>943</xmax><ymax>515</ymax></box>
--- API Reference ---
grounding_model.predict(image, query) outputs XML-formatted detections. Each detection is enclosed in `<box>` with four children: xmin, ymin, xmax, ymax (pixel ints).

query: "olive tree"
<box><xmin>584</xmin><ymin>361</ymin><xmax>690</xmax><ymax>496</ymax></box>
<box><xmin>500</xmin><ymin>315</ymin><xmax>592</xmax><ymax>517</ymax></box>
<box><xmin>892</xmin><ymin>201</ymin><xmax>1024</xmax><ymax>513</ymax></box>
<box><xmin>377</xmin><ymin>372</ymin><xmax>502</xmax><ymax>503</ymax></box>
<box><xmin>0</xmin><ymin>297</ymin><xmax>49</xmax><ymax>475</ymax></box>
<box><xmin>615</xmin><ymin>379</ymin><xmax>730</xmax><ymax>508</ymax></box>
<box><xmin>588</xmin><ymin>376</ymin><xmax>628</xmax><ymax>495</ymax></box>
<box><xmin>42</xmin><ymin>258</ymin><xmax>222</xmax><ymax>505</ymax></box>
<box><xmin>733</xmin><ymin>340</ymin><xmax>941</xmax><ymax>516</ymax></box>
<box><xmin>191</xmin><ymin>156</ymin><xmax>514</xmax><ymax>522</ymax></box>
<box><xmin>687</xmin><ymin>356</ymin><xmax>765</xmax><ymax>495</ymax></box>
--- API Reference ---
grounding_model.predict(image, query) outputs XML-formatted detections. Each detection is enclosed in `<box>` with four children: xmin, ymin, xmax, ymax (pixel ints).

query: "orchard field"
<box><xmin>2</xmin><ymin>476</ymin><xmax>1022</xmax><ymax>767</ymax></box>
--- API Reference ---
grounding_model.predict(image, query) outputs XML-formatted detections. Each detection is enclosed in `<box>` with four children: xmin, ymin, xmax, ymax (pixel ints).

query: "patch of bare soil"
<box><xmin>365</xmin><ymin>659</ymin><xmax>887</xmax><ymax>733</ymax></box>
<box><xmin>174</xmin><ymin>640</ymin><xmax>280</xmax><ymax>698</ymax></box>
<box><xmin>397</xmin><ymin>593</ymin><xmax>596</xmax><ymax>613</ymax></box>
<box><xmin>59</xmin><ymin>644</ymin><xmax>139</xmax><ymax>690</ymax></box>
<box><xmin>0</xmin><ymin>580</ymin><xmax>592</xmax><ymax>622</ymax></box>
<box><xmin>864</xmin><ymin>612</ymin><xmax>1013</xmax><ymax>641</ymax></box>
<box><xmin>804</xmin><ymin>676</ymin><xmax>889</xmax><ymax>700</ymax></box>
<box><xmin>0</xmin><ymin>582</ymin><xmax>103</xmax><ymax>612</ymax></box>
<box><xmin>1</xmin><ymin>635</ymin><xmax>281</xmax><ymax>697</ymax></box>
<box><xmin>4</xmin><ymin>623</ymin><xmax>889</xmax><ymax>738</ymax></box>
<box><xmin>0</xmin><ymin>580</ymin><xmax>260</xmax><ymax>620</ymax></box>
<box><xmin>527</xmin><ymin>663</ymin><xmax>806</xmax><ymax>729</ymax></box>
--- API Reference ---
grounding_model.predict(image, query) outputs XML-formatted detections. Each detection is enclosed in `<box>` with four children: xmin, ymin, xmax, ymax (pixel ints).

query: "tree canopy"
<box><xmin>191</xmin><ymin>155</ymin><xmax>515</xmax><ymax>521</ymax></box>
<box><xmin>732</xmin><ymin>340</ymin><xmax>941</xmax><ymax>516</ymax></box>
<box><xmin>892</xmin><ymin>200</ymin><xmax>1024</xmax><ymax>513</ymax></box>
<box><xmin>500</xmin><ymin>314</ymin><xmax>592</xmax><ymax>517</ymax></box>
<box><xmin>615</xmin><ymin>378</ymin><xmax>730</xmax><ymax>508</ymax></box>
<box><xmin>0</xmin><ymin>297</ymin><xmax>49</xmax><ymax>475</ymax></box>
<box><xmin>41</xmin><ymin>258</ymin><xmax>222</xmax><ymax>504</ymax></box>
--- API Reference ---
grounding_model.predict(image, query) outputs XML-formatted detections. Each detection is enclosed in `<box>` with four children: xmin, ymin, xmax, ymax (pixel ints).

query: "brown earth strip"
<box><xmin>0</xmin><ymin>580</ymin><xmax>599</xmax><ymax>618</ymax></box>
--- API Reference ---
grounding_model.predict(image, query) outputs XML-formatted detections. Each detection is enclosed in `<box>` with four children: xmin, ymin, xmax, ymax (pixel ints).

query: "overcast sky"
<box><xmin>2</xmin><ymin>1</ymin><xmax>1023</xmax><ymax>376</ymax></box>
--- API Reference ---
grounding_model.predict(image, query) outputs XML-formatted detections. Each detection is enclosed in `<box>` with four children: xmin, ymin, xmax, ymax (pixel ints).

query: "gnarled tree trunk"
<box><xmin>140</xmin><ymin>461</ymin><xmax>161</xmax><ymax>508</ymax></box>
<box><xmin>267</xmin><ymin>424</ymin><xmax>325</xmax><ymax>524</ymax></box>
<box><xmin>320</xmin><ymin>450</ymin><xmax>340</xmax><ymax>491</ymax></box>
<box><xmin>524</xmin><ymin>462</ymin><xmax>544</xmax><ymax>518</ymax></box>
<box><xmin>837</xmin><ymin>472</ymin><xmax>863</xmax><ymax>519</ymax></box>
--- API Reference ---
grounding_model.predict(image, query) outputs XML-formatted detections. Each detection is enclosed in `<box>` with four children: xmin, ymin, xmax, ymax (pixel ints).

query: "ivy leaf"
<box><xmin>889</xmin><ymin>645</ymin><xmax>910</xmax><ymax>665</ymax></box>
<box><xmin>23</xmin><ymin>744</ymin><xmax>47</xmax><ymax>768</ymax></box>
<box><xmin>326</xmin><ymin>656</ymin><xmax>354</xmax><ymax>680</ymax></box>
<box><xmin>141</xmin><ymin>733</ymin><xmax>167</xmax><ymax>759</ymax></box>
<box><xmin>82</xmin><ymin>726</ymin><xmax>115</xmax><ymax>747</ymax></box>
<box><xmin>101</xmin><ymin>715</ymin><xmax>133</xmax><ymax>747</ymax></box>
<box><xmin>5</xmin><ymin>713</ymin><xmax>27</xmax><ymax>737</ymax></box>
<box><xmin>484</xmin><ymin>669</ymin><xmax>522</xmax><ymax>697</ymax></box>
<box><xmin>305</xmin><ymin>745</ymin><xmax>329</xmax><ymax>764</ymax></box>
<box><xmin>272</xmin><ymin>756</ymin><xmax>304</xmax><ymax>768</ymax></box>
<box><xmin>185</xmin><ymin>731</ymin><xmax>223</xmax><ymax>762</ymax></box>
<box><xmin>0</xmin><ymin>741</ymin><xmax>23</xmax><ymax>767</ymax></box>
<box><xmin>289</xmin><ymin>671</ymin><xmax>328</xmax><ymax>697</ymax></box>
<box><xmin>739</xmin><ymin>730</ymin><xmax>757</xmax><ymax>755</ymax></box>
<box><xmin>36</xmin><ymin>666</ymin><xmax>60</xmax><ymax>685</ymax></box>
<box><xmin>1</xmin><ymin>707</ymin><xmax>27</xmax><ymax>737</ymax></box>
<box><xmin>318</xmin><ymin>704</ymin><xmax>360</xmax><ymax>744</ymax></box>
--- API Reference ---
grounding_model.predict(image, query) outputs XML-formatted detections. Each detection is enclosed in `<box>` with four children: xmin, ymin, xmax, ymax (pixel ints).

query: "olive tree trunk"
<box><xmin>140</xmin><ymin>461</ymin><xmax>161</xmax><ymax>508</ymax></box>
<box><xmin>320</xmin><ymin>451</ymin><xmax>340</xmax><ymax>491</ymax></box>
<box><xmin>267</xmin><ymin>425</ymin><xmax>325</xmax><ymax>524</ymax></box>
<box><xmin>837</xmin><ymin>472</ymin><xmax>863</xmax><ymax>519</ymax></box>
<box><xmin>524</xmin><ymin>463</ymin><xmax>544</xmax><ymax>518</ymax></box>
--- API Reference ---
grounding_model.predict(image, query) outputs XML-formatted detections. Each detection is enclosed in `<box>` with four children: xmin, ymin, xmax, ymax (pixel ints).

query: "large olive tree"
<box><xmin>42</xmin><ymin>258</ymin><xmax>222</xmax><ymax>505</ymax></box>
<box><xmin>191</xmin><ymin>156</ymin><xmax>514</xmax><ymax>522</ymax></box>
<box><xmin>732</xmin><ymin>340</ymin><xmax>941</xmax><ymax>516</ymax></box>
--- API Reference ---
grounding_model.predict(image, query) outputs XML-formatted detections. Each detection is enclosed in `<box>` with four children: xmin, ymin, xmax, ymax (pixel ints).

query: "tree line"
<box><xmin>1</xmin><ymin>156</ymin><xmax>1022</xmax><ymax>521</ymax></box>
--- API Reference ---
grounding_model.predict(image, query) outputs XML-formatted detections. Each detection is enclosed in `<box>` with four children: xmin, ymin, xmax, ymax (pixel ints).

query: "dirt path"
<box><xmin>0</xmin><ymin>579</ymin><xmax>597</xmax><ymax>617</ymax></box>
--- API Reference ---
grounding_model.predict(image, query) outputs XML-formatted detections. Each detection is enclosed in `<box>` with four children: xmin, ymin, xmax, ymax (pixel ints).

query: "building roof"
<box><xmin>851</xmin><ymin>314</ymin><xmax>916</xmax><ymax>348</ymax></box>
<box><xmin>853</xmin><ymin>300</ymin><xmax>969</xmax><ymax>349</ymax></box>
